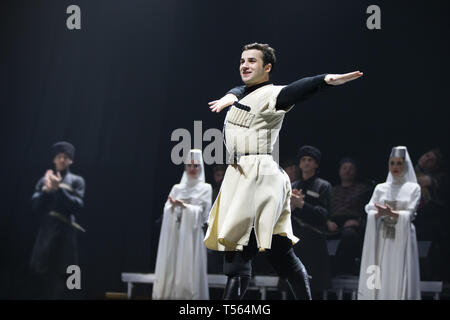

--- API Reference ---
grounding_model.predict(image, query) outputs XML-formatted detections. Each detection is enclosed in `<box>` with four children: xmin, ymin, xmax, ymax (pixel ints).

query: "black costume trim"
<box><xmin>233</xmin><ymin>102</ymin><xmax>251</xmax><ymax>112</ymax></box>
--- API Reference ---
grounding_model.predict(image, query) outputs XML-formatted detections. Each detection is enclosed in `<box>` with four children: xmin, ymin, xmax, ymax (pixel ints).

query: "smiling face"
<box><xmin>389</xmin><ymin>157</ymin><xmax>406</xmax><ymax>178</ymax></box>
<box><xmin>53</xmin><ymin>152</ymin><xmax>72</xmax><ymax>172</ymax></box>
<box><xmin>239</xmin><ymin>49</ymin><xmax>271</xmax><ymax>86</ymax></box>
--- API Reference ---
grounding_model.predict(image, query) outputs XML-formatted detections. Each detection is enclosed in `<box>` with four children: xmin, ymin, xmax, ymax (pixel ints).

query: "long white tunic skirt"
<box><xmin>358</xmin><ymin>181</ymin><xmax>421</xmax><ymax>300</ymax></box>
<box><xmin>153</xmin><ymin>183</ymin><xmax>211</xmax><ymax>300</ymax></box>
<box><xmin>204</xmin><ymin>84</ymin><xmax>298</xmax><ymax>251</ymax></box>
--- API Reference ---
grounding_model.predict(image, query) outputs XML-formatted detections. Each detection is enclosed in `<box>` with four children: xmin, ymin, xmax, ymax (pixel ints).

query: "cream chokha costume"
<box><xmin>203</xmin><ymin>43</ymin><xmax>362</xmax><ymax>301</ymax></box>
<box><xmin>204</xmin><ymin>84</ymin><xmax>298</xmax><ymax>251</ymax></box>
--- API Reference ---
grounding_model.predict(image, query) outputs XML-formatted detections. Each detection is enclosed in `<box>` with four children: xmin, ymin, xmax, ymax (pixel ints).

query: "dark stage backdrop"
<box><xmin>1</xmin><ymin>0</ymin><xmax>449</xmax><ymax>298</ymax></box>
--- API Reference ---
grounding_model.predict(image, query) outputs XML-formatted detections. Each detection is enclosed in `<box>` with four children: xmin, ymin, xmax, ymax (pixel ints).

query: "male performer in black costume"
<box><xmin>204</xmin><ymin>42</ymin><xmax>363</xmax><ymax>300</ymax></box>
<box><xmin>30</xmin><ymin>141</ymin><xmax>85</xmax><ymax>299</ymax></box>
<box><xmin>291</xmin><ymin>145</ymin><xmax>332</xmax><ymax>297</ymax></box>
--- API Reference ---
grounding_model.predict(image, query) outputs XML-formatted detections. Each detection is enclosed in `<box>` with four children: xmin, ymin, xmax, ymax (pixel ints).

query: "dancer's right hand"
<box><xmin>327</xmin><ymin>220</ymin><xmax>339</xmax><ymax>232</ymax></box>
<box><xmin>291</xmin><ymin>188</ymin><xmax>305</xmax><ymax>210</ymax></box>
<box><xmin>374</xmin><ymin>203</ymin><xmax>393</xmax><ymax>219</ymax></box>
<box><xmin>43</xmin><ymin>170</ymin><xmax>60</xmax><ymax>191</ymax></box>
<box><xmin>49</xmin><ymin>171</ymin><xmax>62</xmax><ymax>190</ymax></box>
<box><xmin>168</xmin><ymin>195</ymin><xmax>187</xmax><ymax>208</ymax></box>
<box><xmin>208</xmin><ymin>93</ymin><xmax>238</xmax><ymax>113</ymax></box>
<box><xmin>43</xmin><ymin>170</ymin><xmax>53</xmax><ymax>191</ymax></box>
<box><xmin>375</xmin><ymin>203</ymin><xmax>388</xmax><ymax>215</ymax></box>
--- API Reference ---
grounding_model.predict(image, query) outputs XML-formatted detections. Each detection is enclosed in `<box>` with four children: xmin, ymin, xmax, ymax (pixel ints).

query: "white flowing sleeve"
<box><xmin>164</xmin><ymin>185</ymin><xmax>178</xmax><ymax>212</ymax></box>
<box><xmin>365</xmin><ymin>184</ymin><xmax>382</xmax><ymax>217</ymax></box>
<box><xmin>182</xmin><ymin>184</ymin><xmax>212</xmax><ymax>227</ymax></box>
<box><xmin>397</xmin><ymin>184</ymin><xmax>421</xmax><ymax>221</ymax></box>
<box><xmin>185</xmin><ymin>184</ymin><xmax>212</xmax><ymax>225</ymax></box>
<box><xmin>182</xmin><ymin>204</ymin><xmax>203</xmax><ymax>228</ymax></box>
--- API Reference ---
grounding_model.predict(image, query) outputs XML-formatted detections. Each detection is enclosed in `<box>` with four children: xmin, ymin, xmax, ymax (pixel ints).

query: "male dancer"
<box><xmin>204</xmin><ymin>43</ymin><xmax>363</xmax><ymax>300</ymax></box>
<box><xmin>30</xmin><ymin>141</ymin><xmax>85</xmax><ymax>299</ymax></box>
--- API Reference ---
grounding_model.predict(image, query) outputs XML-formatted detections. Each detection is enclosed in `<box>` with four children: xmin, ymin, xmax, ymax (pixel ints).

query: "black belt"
<box><xmin>49</xmin><ymin>211</ymin><xmax>86</xmax><ymax>232</ymax></box>
<box><xmin>230</xmin><ymin>152</ymin><xmax>272</xmax><ymax>164</ymax></box>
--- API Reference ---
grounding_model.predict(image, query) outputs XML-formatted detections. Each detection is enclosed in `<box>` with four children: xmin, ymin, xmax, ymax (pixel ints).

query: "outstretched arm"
<box><xmin>277</xmin><ymin>71</ymin><xmax>363</xmax><ymax>109</ymax></box>
<box><xmin>227</xmin><ymin>85</ymin><xmax>245</xmax><ymax>99</ymax></box>
<box><xmin>276</xmin><ymin>74</ymin><xmax>330</xmax><ymax>110</ymax></box>
<box><xmin>207</xmin><ymin>86</ymin><xmax>245</xmax><ymax>112</ymax></box>
<box><xmin>325</xmin><ymin>71</ymin><xmax>364</xmax><ymax>85</ymax></box>
<box><xmin>208</xmin><ymin>93</ymin><xmax>239</xmax><ymax>113</ymax></box>
<box><xmin>209</xmin><ymin>71</ymin><xmax>363</xmax><ymax>113</ymax></box>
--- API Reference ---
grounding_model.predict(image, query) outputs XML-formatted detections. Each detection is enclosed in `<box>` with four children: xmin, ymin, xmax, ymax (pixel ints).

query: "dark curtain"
<box><xmin>1</xmin><ymin>0</ymin><xmax>449</xmax><ymax>298</ymax></box>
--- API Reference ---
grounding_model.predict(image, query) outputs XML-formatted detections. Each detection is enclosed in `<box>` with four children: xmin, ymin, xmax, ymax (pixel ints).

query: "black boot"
<box><xmin>223</xmin><ymin>276</ymin><xmax>250</xmax><ymax>300</ymax></box>
<box><xmin>285</xmin><ymin>264</ymin><xmax>312</xmax><ymax>300</ymax></box>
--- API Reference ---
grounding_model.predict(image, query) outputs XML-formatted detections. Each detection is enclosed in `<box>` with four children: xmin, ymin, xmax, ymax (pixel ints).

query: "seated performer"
<box><xmin>153</xmin><ymin>149</ymin><xmax>212</xmax><ymax>300</ymax></box>
<box><xmin>204</xmin><ymin>42</ymin><xmax>363</xmax><ymax>300</ymax></box>
<box><xmin>329</xmin><ymin>157</ymin><xmax>371</xmax><ymax>276</ymax></box>
<box><xmin>358</xmin><ymin>146</ymin><xmax>421</xmax><ymax>300</ymax></box>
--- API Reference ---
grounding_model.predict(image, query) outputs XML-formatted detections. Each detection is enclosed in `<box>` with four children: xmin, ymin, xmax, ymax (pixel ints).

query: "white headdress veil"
<box><xmin>386</xmin><ymin>146</ymin><xmax>417</xmax><ymax>184</ymax></box>
<box><xmin>180</xmin><ymin>149</ymin><xmax>205</xmax><ymax>186</ymax></box>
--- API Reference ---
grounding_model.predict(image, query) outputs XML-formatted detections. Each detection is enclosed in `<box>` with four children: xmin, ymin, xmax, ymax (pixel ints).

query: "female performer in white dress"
<box><xmin>153</xmin><ymin>149</ymin><xmax>212</xmax><ymax>300</ymax></box>
<box><xmin>358</xmin><ymin>146</ymin><xmax>421</xmax><ymax>300</ymax></box>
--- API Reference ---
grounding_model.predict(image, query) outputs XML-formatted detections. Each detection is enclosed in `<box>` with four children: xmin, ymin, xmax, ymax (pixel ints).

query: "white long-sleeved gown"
<box><xmin>152</xmin><ymin>182</ymin><xmax>212</xmax><ymax>300</ymax></box>
<box><xmin>358</xmin><ymin>178</ymin><xmax>421</xmax><ymax>300</ymax></box>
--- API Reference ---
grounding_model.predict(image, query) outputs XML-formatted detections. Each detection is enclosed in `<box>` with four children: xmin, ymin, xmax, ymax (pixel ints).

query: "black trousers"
<box><xmin>333</xmin><ymin>226</ymin><xmax>363</xmax><ymax>276</ymax></box>
<box><xmin>30</xmin><ymin>215</ymin><xmax>78</xmax><ymax>299</ymax></box>
<box><xmin>223</xmin><ymin>231</ymin><xmax>305</xmax><ymax>279</ymax></box>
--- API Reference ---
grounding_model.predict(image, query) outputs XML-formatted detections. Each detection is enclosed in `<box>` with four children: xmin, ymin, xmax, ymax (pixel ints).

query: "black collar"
<box><xmin>300</xmin><ymin>173</ymin><xmax>317</xmax><ymax>183</ymax></box>
<box><xmin>243</xmin><ymin>81</ymin><xmax>272</xmax><ymax>96</ymax></box>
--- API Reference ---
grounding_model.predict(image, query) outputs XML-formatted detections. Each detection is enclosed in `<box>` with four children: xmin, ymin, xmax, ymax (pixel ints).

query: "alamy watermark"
<box><xmin>366</xmin><ymin>265</ymin><xmax>381</xmax><ymax>290</ymax></box>
<box><xmin>366</xmin><ymin>5</ymin><xmax>381</xmax><ymax>30</ymax></box>
<box><xmin>66</xmin><ymin>5</ymin><xmax>81</xmax><ymax>30</ymax></box>
<box><xmin>170</xmin><ymin>121</ymin><xmax>281</xmax><ymax>174</ymax></box>
<box><xmin>64</xmin><ymin>5</ymin><xmax>380</xmax><ymax>32</ymax></box>
<box><xmin>66</xmin><ymin>265</ymin><xmax>81</xmax><ymax>290</ymax></box>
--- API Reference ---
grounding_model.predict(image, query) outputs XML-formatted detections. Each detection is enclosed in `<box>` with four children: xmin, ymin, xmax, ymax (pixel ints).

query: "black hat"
<box><xmin>339</xmin><ymin>157</ymin><xmax>357</xmax><ymax>168</ymax></box>
<box><xmin>281</xmin><ymin>157</ymin><xmax>298</xmax><ymax>169</ymax></box>
<box><xmin>297</xmin><ymin>145</ymin><xmax>321</xmax><ymax>164</ymax></box>
<box><xmin>52</xmin><ymin>141</ymin><xmax>75</xmax><ymax>160</ymax></box>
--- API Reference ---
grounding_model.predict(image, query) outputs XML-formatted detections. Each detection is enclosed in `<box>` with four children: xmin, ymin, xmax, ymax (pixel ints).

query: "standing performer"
<box><xmin>30</xmin><ymin>141</ymin><xmax>85</xmax><ymax>299</ymax></box>
<box><xmin>358</xmin><ymin>146</ymin><xmax>421</xmax><ymax>300</ymax></box>
<box><xmin>153</xmin><ymin>149</ymin><xmax>212</xmax><ymax>300</ymax></box>
<box><xmin>204</xmin><ymin>42</ymin><xmax>363</xmax><ymax>300</ymax></box>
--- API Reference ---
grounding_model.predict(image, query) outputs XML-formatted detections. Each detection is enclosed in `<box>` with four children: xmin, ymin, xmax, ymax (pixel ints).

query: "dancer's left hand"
<box><xmin>385</xmin><ymin>204</ymin><xmax>399</xmax><ymax>218</ymax></box>
<box><xmin>325</xmin><ymin>71</ymin><xmax>363</xmax><ymax>85</ymax></box>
